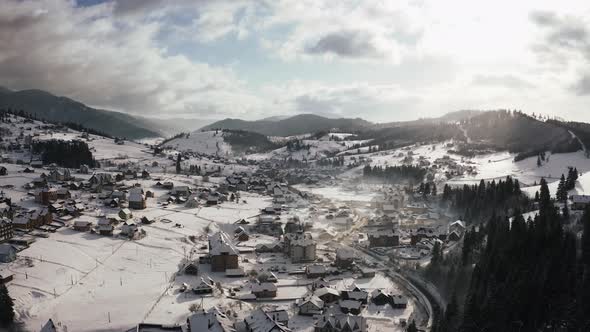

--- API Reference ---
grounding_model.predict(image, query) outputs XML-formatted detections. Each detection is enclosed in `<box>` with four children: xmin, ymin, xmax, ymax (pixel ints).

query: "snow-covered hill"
<box><xmin>160</xmin><ymin>130</ymin><xmax>232</xmax><ymax>156</ymax></box>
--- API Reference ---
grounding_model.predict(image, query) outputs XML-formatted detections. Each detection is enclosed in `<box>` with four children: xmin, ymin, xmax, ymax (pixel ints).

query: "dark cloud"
<box><xmin>571</xmin><ymin>74</ymin><xmax>590</xmax><ymax>96</ymax></box>
<box><xmin>530</xmin><ymin>11</ymin><xmax>590</xmax><ymax>95</ymax></box>
<box><xmin>0</xmin><ymin>0</ymin><xmax>257</xmax><ymax>117</ymax></box>
<box><xmin>530</xmin><ymin>10</ymin><xmax>590</xmax><ymax>59</ymax></box>
<box><xmin>305</xmin><ymin>30</ymin><xmax>383</xmax><ymax>58</ymax></box>
<box><xmin>112</xmin><ymin>0</ymin><xmax>168</xmax><ymax>16</ymax></box>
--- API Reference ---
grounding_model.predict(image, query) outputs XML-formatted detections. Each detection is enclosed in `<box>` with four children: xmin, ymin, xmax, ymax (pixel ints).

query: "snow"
<box><xmin>161</xmin><ymin>131</ymin><xmax>232</xmax><ymax>157</ymax></box>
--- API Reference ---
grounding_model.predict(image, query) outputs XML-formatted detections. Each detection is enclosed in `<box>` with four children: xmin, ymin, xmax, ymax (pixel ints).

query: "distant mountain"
<box><xmin>0</xmin><ymin>87</ymin><xmax>162</xmax><ymax>139</ymax></box>
<box><xmin>202</xmin><ymin>114</ymin><xmax>372</xmax><ymax>136</ymax></box>
<box><xmin>143</xmin><ymin>117</ymin><xmax>217</xmax><ymax>136</ymax></box>
<box><xmin>260</xmin><ymin>115</ymin><xmax>290</xmax><ymax>122</ymax></box>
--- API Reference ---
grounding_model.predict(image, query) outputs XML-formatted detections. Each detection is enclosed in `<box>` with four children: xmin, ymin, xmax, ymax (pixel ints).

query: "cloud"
<box><xmin>260</xmin><ymin>0</ymin><xmax>423</xmax><ymax>63</ymax></box>
<box><xmin>571</xmin><ymin>74</ymin><xmax>590</xmax><ymax>96</ymax></box>
<box><xmin>304</xmin><ymin>30</ymin><xmax>391</xmax><ymax>59</ymax></box>
<box><xmin>472</xmin><ymin>74</ymin><xmax>535</xmax><ymax>89</ymax></box>
<box><xmin>0</xmin><ymin>0</ymin><xmax>263</xmax><ymax>119</ymax></box>
<box><xmin>530</xmin><ymin>10</ymin><xmax>590</xmax><ymax>95</ymax></box>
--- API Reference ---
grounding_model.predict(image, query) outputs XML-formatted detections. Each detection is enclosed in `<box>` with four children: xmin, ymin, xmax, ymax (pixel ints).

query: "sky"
<box><xmin>0</xmin><ymin>0</ymin><xmax>589</xmax><ymax>123</ymax></box>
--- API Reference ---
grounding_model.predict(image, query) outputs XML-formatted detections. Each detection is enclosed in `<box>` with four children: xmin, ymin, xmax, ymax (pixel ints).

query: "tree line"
<box><xmin>362</xmin><ymin>164</ymin><xmax>426</xmax><ymax>183</ymax></box>
<box><xmin>32</xmin><ymin>139</ymin><xmax>96</xmax><ymax>168</ymax></box>
<box><xmin>451</xmin><ymin>178</ymin><xmax>590</xmax><ymax>332</ymax></box>
<box><xmin>441</xmin><ymin>176</ymin><xmax>528</xmax><ymax>221</ymax></box>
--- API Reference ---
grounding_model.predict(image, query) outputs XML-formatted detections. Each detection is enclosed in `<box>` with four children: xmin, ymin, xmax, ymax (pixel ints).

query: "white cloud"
<box><xmin>0</xmin><ymin>0</ymin><xmax>264</xmax><ymax>119</ymax></box>
<box><xmin>1</xmin><ymin>0</ymin><xmax>590</xmax><ymax>124</ymax></box>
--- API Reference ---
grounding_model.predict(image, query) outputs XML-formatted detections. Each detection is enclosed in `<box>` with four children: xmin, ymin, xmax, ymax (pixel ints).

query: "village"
<box><xmin>2</xmin><ymin>112</ymin><xmax>590</xmax><ymax>332</ymax></box>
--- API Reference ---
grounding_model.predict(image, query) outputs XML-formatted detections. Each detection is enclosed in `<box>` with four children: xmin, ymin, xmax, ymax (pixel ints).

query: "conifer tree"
<box><xmin>0</xmin><ymin>283</ymin><xmax>14</xmax><ymax>327</ymax></box>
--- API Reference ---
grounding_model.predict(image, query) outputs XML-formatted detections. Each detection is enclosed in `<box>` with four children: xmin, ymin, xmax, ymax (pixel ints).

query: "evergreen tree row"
<box><xmin>441</xmin><ymin>176</ymin><xmax>527</xmax><ymax>221</ymax></box>
<box><xmin>362</xmin><ymin>165</ymin><xmax>426</xmax><ymax>182</ymax></box>
<box><xmin>31</xmin><ymin>139</ymin><xmax>96</xmax><ymax>168</ymax></box>
<box><xmin>457</xmin><ymin>179</ymin><xmax>590</xmax><ymax>331</ymax></box>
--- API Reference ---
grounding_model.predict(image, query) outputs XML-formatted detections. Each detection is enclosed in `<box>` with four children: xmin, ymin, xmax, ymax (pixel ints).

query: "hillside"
<box><xmin>462</xmin><ymin>111</ymin><xmax>580</xmax><ymax>156</ymax></box>
<box><xmin>160</xmin><ymin>129</ymin><xmax>277</xmax><ymax>156</ymax></box>
<box><xmin>0</xmin><ymin>87</ymin><xmax>162</xmax><ymax>139</ymax></box>
<box><xmin>202</xmin><ymin>113</ymin><xmax>372</xmax><ymax>136</ymax></box>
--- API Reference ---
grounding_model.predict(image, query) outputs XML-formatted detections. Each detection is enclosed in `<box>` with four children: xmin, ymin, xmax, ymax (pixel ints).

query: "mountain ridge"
<box><xmin>0</xmin><ymin>87</ymin><xmax>162</xmax><ymax>139</ymax></box>
<box><xmin>201</xmin><ymin>113</ymin><xmax>372</xmax><ymax>136</ymax></box>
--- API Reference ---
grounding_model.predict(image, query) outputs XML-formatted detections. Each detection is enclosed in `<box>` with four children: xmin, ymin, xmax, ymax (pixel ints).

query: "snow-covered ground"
<box><xmin>161</xmin><ymin>130</ymin><xmax>232</xmax><ymax>157</ymax></box>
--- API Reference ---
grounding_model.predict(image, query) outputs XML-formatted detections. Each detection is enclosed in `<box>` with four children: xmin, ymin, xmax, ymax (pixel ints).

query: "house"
<box><xmin>123</xmin><ymin>169</ymin><xmax>137</xmax><ymax>179</ymax></box>
<box><xmin>128</xmin><ymin>190</ymin><xmax>146</xmax><ymax>210</ymax></box>
<box><xmin>225</xmin><ymin>267</ymin><xmax>246</xmax><ymax>278</ymax></box>
<box><xmin>32</xmin><ymin>176</ymin><xmax>47</xmax><ymax>188</ymax></box>
<box><xmin>298</xmin><ymin>295</ymin><xmax>324</xmax><ymax>316</ymax></box>
<box><xmin>0</xmin><ymin>243</ymin><xmax>16</xmax><ymax>263</ymax></box>
<box><xmin>119</xmin><ymin>208</ymin><xmax>133</xmax><ymax>220</ymax></box>
<box><xmin>56</xmin><ymin>188</ymin><xmax>71</xmax><ymax>199</ymax></box>
<box><xmin>311</xmin><ymin>277</ymin><xmax>331</xmax><ymax>291</ymax></box>
<box><xmin>251</xmin><ymin>282</ymin><xmax>277</xmax><ymax>298</ymax></box>
<box><xmin>255</xmin><ymin>242</ymin><xmax>283</xmax><ymax>253</ymax></box>
<box><xmin>339</xmin><ymin>300</ymin><xmax>362</xmax><ymax>315</ymax></box>
<box><xmin>410</xmin><ymin>227</ymin><xmax>439</xmax><ymax>245</ymax></box>
<box><xmin>121</xmin><ymin>221</ymin><xmax>138</xmax><ymax>236</ymax></box>
<box><xmin>0</xmin><ymin>218</ymin><xmax>13</xmax><ymax>243</ymax></box>
<box><xmin>105</xmin><ymin>214</ymin><xmax>122</xmax><ymax>224</ymax></box>
<box><xmin>186</xmin><ymin>194</ymin><xmax>200</xmax><ymax>208</ymax></box>
<box><xmin>449</xmin><ymin>220</ymin><xmax>466</xmax><ymax>234</ymax></box>
<box><xmin>448</xmin><ymin>230</ymin><xmax>461</xmax><ymax>242</ymax></box>
<box><xmin>315</xmin><ymin>287</ymin><xmax>341</xmax><ymax>304</ymax></box>
<box><xmin>335</xmin><ymin>248</ymin><xmax>354</xmax><ymax>269</ymax></box>
<box><xmin>0</xmin><ymin>203</ymin><xmax>11</xmax><ymax>219</ymax></box>
<box><xmin>181</xmin><ymin>262</ymin><xmax>199</xmax><ymax>275</ymax></box>
<box><xmin>35</xmin><ymin>188</ymin><xmax>58</xmax><ymax>205</ymax></box>
<box><xmin>390</xmin><ymin>295</ymin><xmax>408</xmax><ymax>309</ymax></box>
<box><xmin>89</xmin><ymin>173</ymin><xmax>113</xmax><ymax>186</ymax></box>
<box><xmin>98</xmin><ymin>221</ymin><xmax>114</xmax><ymax>236</ymax></box>
<box><xmin>285</xmin><ymin>232</ymin><xmax>316</xmax><ymax>263</ymax></box>
<box><xmin>206</xmin><ymin>195</ymin><xmax>220</xmax><ymax>206</ymax></box>
<box><xmin>12</xmin><ymin>208</ymin><xmax>52</xmax><ymax>230</ymax></box>
<box><xmin>73</xmin><ymin>220</ymin><xmax>93</xmax><ymax>232</ymax></box>
<box><xmin>341</xmin><ymin>287</ymin><xmax>368</xmax><ymax>304</ymax></box>
<box><xmin>187</xmin><ymin>307</ymin><xmax>235</xmax><ymax>332</ymax></box>
<box><xmin>48</xmin><ymin>169</ymin><xmax>71</xmax><ymax>182</ymax></box>
<box><xmin>235</xmin><ymin>228</ymin><xmax>249</xmax><ymax>242</ymax></box>
<box><xmin>140</xmin><ymin>216</ymin><xmax>155</xmax><ymax>224</ymax></box>
<box><xmin>306</xmin><ymin>264</ymin><xmax>328</xmax><ymax>278</ymax></box>
<box><xmin>367</xmin><ymin>228</ymin><xmax>399</xmax><ymax>247</ymax></box>
<box><xmin>571</xmin><ymin>195</ymin><xmax>590</xmax><ymax>210</ymax></box>
<box><xmin>265</xmin><ymin>309</ymin><xmax>289</xmax><ymax>326</ymax></box>
<box><xmin>141</xmin><ymin>169</ymin><xmax>150</xmax><ymax>179</ymax></box>
<box><xmin>192</xmin><ymin>279</ymin><xmax>214</xmax><ymax>294</ymax></box>
<box><xmin>209</xmin><ymin>232</ymin><xmax>239</xmax><ymax>272</ymax></box>
<box><xmin>162</xmin><ymin>182</ymin><xmax>174</xmax><ymax>190</ymax></box>
<box><xmin>171</xmin><ymin>186</ymin><xmax>190</xmax><ymax>197</ymax></box>
<box><xmin>370</xmin><ymin>289</ymin><xmax>390</xmax><ymax>305</ymax></box>
<box><xmin>314</xmin><ymin>314</ymin><xmax>367</xmax><ymax>332</ymax></box>
<box><xmin>243</xmin><ymin>308</ymin><xmax>290</xmax><ymax>332</ymax></box>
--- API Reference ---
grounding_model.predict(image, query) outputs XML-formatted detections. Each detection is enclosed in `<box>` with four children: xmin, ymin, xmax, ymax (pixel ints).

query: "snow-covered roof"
<box><xmin>244</xmin><ymin>308</ymin><xmax>291</xmax><ymax>332</ymax></box>
<box><xmin>208</xmin><ymin>232</ymin><xmax>239</xmax><ymax>256</ymax></box>
<box><xmin>251</xmin><ymin>282</ymin><xmax>277</xmax><ymax>293</ymax></box>
<box><xmin>314</xmin><ymin>314</ymin><xmax>366</xmax><ymax>332</ymax></box>
<box><xmin>187</xmin><ymin>307</ymin><xmax>235</xmax><ymax>332</ymax></box>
